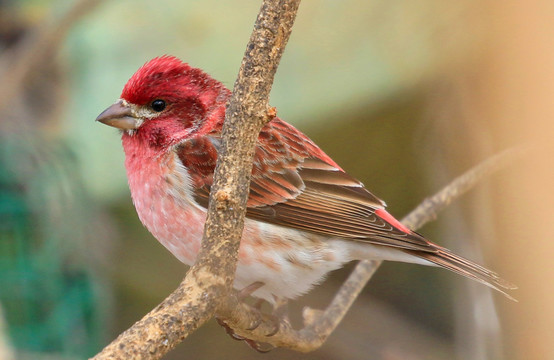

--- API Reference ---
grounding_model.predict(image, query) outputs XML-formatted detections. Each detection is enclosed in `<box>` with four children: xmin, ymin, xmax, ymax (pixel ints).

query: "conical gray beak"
<box><xmin>96</xmin><ymin>100</ymin><xmax>141</xmax><ymax>130</ymax></box>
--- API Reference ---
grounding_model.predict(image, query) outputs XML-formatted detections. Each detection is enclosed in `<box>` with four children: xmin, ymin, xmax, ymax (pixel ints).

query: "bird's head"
<box><xmin>96</xmin><ymin>56</ymin><xmax>229</xmax><ymax>148</ymax></box>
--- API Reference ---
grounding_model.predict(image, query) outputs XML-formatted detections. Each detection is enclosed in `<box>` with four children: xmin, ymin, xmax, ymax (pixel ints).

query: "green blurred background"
<box><xmin>1</xmin><ymin>0</ymin><xmax>553</xmax><ymax>359</ymax></box>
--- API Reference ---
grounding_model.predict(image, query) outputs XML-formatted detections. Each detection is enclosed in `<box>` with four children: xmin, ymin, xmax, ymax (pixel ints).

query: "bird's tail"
<box><xmin>405</xmin><ymin>243</ymin><xmax>517</xmax><ymax>301</ymax></box>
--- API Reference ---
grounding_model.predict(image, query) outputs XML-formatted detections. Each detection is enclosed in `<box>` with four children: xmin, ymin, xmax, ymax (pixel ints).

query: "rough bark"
<box><xmin>91</xmin><ymin>1</ymin><xmax>301</xmax><ymax>359</ymax></box>
<box><xmin>91</xmin><ymin>0</ymin><xmax>524</xmax><ymax>357</ymax></box>
<box><xmin>215</xmin><ymin>146</ymin><xmax>523</xmax><ymax>352</ymax></box>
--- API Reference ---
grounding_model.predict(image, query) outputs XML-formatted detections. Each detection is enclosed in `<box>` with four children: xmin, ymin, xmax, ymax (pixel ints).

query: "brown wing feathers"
<box><xmin>408</xmin><ymin>247</ymin><xmax>517</xmax><ymax>299</ymax></box>
<box><xmin>176</xmin><ymin>119</ymin><xmax>515</xmax><ymax>296</ymax></box>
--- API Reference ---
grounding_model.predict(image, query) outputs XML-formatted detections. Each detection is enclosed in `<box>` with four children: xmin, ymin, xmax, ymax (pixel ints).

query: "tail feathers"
<box><xmin>407</xmin><ymin>247</ymin><xmax>518</xmax><ymax>301</ymax></box>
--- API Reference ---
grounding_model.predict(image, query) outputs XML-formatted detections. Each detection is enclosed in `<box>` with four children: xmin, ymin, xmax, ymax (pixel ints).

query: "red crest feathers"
<box><xmin>121</xmin><ymin>56</ymin><xmax>192</xmax><ymax>105</ymax></box>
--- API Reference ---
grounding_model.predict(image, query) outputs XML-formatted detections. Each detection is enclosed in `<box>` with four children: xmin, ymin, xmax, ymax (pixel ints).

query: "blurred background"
<box><xmin>0</xmin><ymin>0</ymin><xmax>553</xmax><ymax>359</ymax></box>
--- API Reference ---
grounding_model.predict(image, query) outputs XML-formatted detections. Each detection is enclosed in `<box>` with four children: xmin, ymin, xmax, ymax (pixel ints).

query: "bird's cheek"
<box><xmin>146</xmin><ymin>127</ymin><xmax>168</xmax><ymax>148</ymax></box>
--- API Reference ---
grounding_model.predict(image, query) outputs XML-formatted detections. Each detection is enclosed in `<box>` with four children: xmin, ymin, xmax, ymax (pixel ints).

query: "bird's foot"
<box><xmin>263</xmin><ymin>295</ymin><xmax>289</xmax><ymax>336</ymax></box>
<box><xmin>238</xmin><ymin>281</ymin><xmax>265</xmax><ymax>300</ymax></box>
<box><xmin>215</xmin><ymin>283</ymin><xmax>290</xmax><ymax>352</ymax></box>
<box><xmin>215</xmin><ymin>317</ymin><xmax>275</xmax><ymax>352</ymax></box>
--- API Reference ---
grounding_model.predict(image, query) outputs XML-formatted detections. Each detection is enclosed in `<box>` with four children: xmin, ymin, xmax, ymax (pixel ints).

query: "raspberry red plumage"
<box><xmin>97</xmin><ymin>55</ymin><xmax>516</xmax><ymax>302</ymax></box>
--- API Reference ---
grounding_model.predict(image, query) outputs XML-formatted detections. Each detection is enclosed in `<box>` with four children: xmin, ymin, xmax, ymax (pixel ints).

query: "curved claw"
<box><xmin>216</xmin><ymin>287</ymin><xmax>288</xmax><ymax>352</ymax></box>
<box><xmin>246</xmin><ymin>317</ymin><xmax>262</xmax><ymax>331</ymax></box>
<box><xmin>216</xmin><ymin>317</ymin><xmax>236</xmax><ymax>337</ymax></box>
<box><xmin>272</xmin><ymin>297</ymin><xmax>289</xmax><ymax>323</ymax></box>
<box><xmin>244</xmin><ymin>339</ymin><xmax>275</xmax><ymax>353</ymax></box>
<box><xmin>264</xmin><ymin>315</ymin><xmax>280</xmax><ymax>337</ymax></box>
<box><xmin>231</xmin><ymin>333</ymin><xmax>245</xmax><ymax>341</ymax></box>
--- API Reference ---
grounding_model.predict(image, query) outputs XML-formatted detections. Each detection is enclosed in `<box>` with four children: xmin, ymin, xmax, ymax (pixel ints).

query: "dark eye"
<box><xmin>151</xmin><ymin>99</ymin><xmax>166</xmax><ymax>112</ymax></box>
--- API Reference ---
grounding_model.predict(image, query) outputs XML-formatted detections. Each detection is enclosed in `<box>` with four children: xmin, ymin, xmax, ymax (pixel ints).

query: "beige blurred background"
<box><xmin>0</xmin><ymin>0</ymin><xmax>553</xmax><ymax>359</ymax></box>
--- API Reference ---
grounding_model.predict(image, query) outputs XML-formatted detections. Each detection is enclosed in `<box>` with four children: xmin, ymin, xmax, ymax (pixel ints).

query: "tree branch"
<box><xmin>91</xmin><ymin>0</ymin><xmax>524</xmax><ymax>357</ymax></box>
<box><xmin>215</xmin><ymin>146</ymin><xmax>524</xmax><ymax>352</ymax></box>
<box><xmin>401</xmin><ymin>146</ymin><xmax>527</xmax><ymax>230</ymax></box>
<box><xmin>91</xmin><ymin>1</ymin><xmax>301</xmax><ymax>359</ymax></box>
<box><xmin>193</xmin><ymin>0</ymin><xmax>301</xmax><ymax>298</ymax></box>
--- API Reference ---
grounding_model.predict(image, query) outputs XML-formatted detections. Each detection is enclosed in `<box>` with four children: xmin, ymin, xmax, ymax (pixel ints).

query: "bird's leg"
<box><xmin>237</xmin><ymin>293</ymin><xmax>289</xmax><ymax>336</ymax></box>
<box><xmin>238</xmin><ymin>281</ymin><xmax>265</xmax><ymax>300</ymax></box>
<box><xmin>216</xmin><ymin>317</ymin><xmax>275</xmax><ymax>353</ymax></box>
<box><xmin>272</xmin><ymin>296</ymin><xmax>289</xmax><ymax>322</ymax></box>
<box><xmin>215</xmin><ymin>283</ymin><xmax>292</xmax><ymax>351</ymax></box>
<box><xmin>216</xmin><ymin>317</ymin><xmax>246</xmax><ymax>341</ymax></box>
<box><xmin>243</xmin><ymin>339</ymin><xmax>275</xmax><ymax>353</ymax></box>
<box><xmin>216</xmin><ymin>282</ymin><xmax>279</xmax><ymax>352</ymax></box>
<box><xmin>237</xmin><ymin>281</ymin><xmax>266</xmax><ymax>331</ymax></box>
<box><xmin>264</xmin><ymin>296</ymin><xmax>289</xmax><ymax>337</ymax></box>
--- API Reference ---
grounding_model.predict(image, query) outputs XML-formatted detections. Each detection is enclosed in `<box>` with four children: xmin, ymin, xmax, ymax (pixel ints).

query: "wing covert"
<box><xmin>175</xmin><ymin>118</ymin><xmax>433</xmax><ymax>252</ymax></box>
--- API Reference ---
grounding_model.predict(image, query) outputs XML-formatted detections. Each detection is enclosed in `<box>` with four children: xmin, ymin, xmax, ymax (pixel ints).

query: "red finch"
<box><xmin>97</xmin><ymin>56</ymin><xmax>515</xmax><ymax>302</ymax></box>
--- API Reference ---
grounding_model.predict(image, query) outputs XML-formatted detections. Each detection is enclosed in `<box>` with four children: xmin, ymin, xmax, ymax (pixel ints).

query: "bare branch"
<box><xmin>194</xmin><ymin>0</ymin><xmax>301</xmax><ymax>294</ymax></box>
<box><xmin>401</xmin><ymin>146</ymin><xmax>527</xmax><ymax>230</ymax></box>
<box><xmin>216</xmin><ymin>146</ymin><xmax>524</xmax><ymax>351</ymax></box>
<box><xmin>90</xmin><ymin>0</ymin><xmax>524</xmax><ymax>356</ymax></box>
<box><xmin>91</xmin><ymin>1</ymin><xmax>301</xmax><ymax>359</ymax></box>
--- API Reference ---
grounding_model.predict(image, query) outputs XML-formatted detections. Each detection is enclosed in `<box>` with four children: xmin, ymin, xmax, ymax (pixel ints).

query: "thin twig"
<box><xmin>401</xmin><ymin>146</ymin><xmax>527</xmax><ymax>230</ymax></box>
<box><xmin>90</xmin><ymin>0</ymin><xmax>525</xmax><ymax>356</ymax></box>
<box><xmin>91</xmin><ymin>1</ymin><xmax>301</xmax><ymax>359</ymax></box>
<box><xmin>216</xmin><ymin>146</ymin><xmax>525</xmax><ymax>351</ymax></box>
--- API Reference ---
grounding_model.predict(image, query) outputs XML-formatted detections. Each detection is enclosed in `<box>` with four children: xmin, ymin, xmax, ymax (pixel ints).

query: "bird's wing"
<box><xmin>176</xmin><ymin>118</ymin><xmax>434</xmax><ymax>252</ymax></box>
<box><xmin>175</xmin><ymin>118</ymin><xmax>517</xmax><ymax>295</ymax></box>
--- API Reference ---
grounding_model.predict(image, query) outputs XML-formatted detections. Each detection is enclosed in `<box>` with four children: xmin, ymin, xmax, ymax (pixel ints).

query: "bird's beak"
<box><xmin>96</xmin><ymin>100</ymin><xmax>142</xmax><ymax>130</ymax></box>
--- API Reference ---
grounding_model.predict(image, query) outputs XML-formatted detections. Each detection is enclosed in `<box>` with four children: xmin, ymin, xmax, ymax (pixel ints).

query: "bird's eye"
<box><xmin>151</xmin><ymin>99</ymin><xmax>166</xmax><ymax>112</ymax></box>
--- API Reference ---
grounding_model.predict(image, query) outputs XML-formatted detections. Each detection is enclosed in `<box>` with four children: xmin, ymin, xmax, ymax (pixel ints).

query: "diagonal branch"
<box><xmin>193</xmin><ymin>0</ymin><xmax>301</xmax><ymax>298</ymax></box>
<box><xmin>215</xmin><ymin>146</ymin><xmax>525</xmax><ymax>352</ymax></box>
<box><xmin>92</xmin><ymin>1</ymin><xmax>301</xmax><ymax>359</ymax></box>
<box><xmin>401</xmin><ymin>146</ymin><xmax>527</xmax><ymax>230</ymax></box>
<box><xmin>91</xmin><ymin>0</ymin><xmax>523</xmax><ymax>357</ymax></box>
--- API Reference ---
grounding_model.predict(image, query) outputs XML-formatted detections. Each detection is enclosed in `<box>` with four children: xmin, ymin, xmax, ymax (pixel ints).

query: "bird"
<box><xmin>96</xmin><ymin>55</ymin><xmax>516</xmax><ymax>304</ymax></box>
